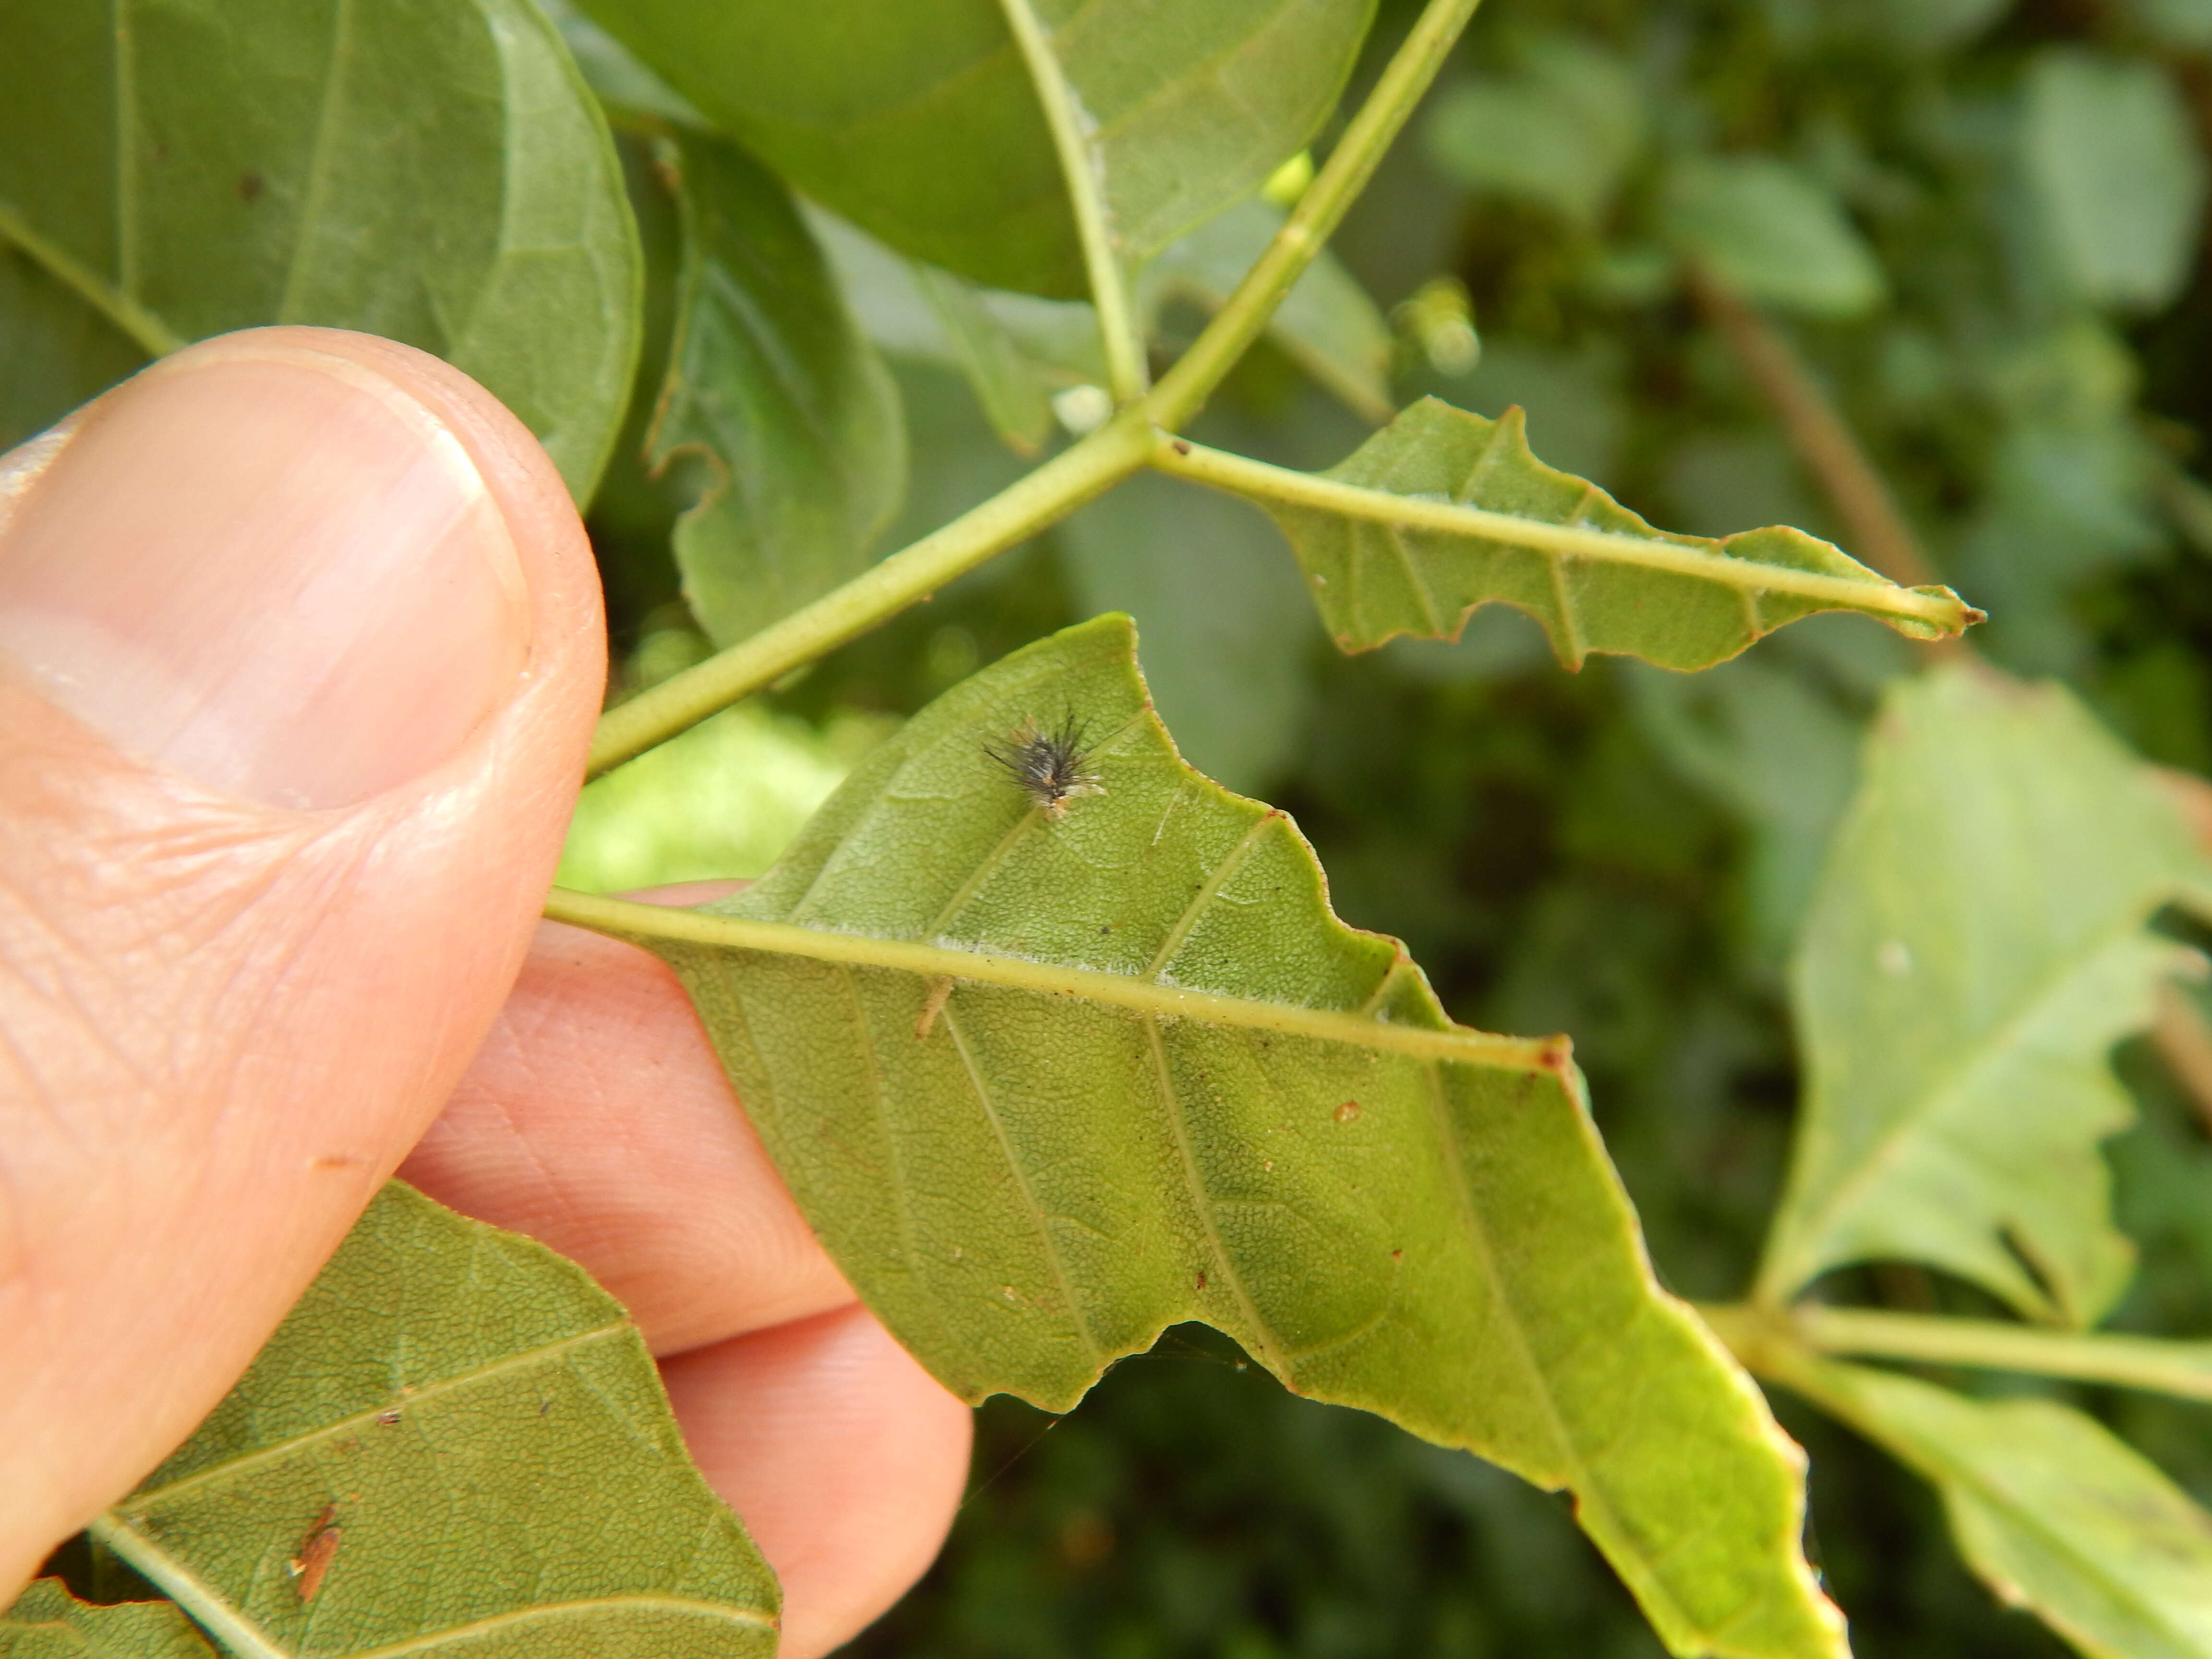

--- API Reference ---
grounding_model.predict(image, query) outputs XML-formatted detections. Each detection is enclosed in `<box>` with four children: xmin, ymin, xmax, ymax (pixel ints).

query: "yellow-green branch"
<box><xmin>582</xmin><ymin>0</ymin><xmax>1489</xmax><ymax>779</ymax></box>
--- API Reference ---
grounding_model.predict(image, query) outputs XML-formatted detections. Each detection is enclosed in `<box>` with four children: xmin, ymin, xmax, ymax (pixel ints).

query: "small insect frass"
<box><xmin>985</xmin><ymin>715</ymin><xmax>1104</xmax><ymax>819</ymax></box>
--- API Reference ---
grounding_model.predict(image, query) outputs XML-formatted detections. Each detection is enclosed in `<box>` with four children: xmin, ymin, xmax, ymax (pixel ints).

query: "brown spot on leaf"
<box><xmin>1334</xmin><ymin>1100</ymin><xmax>1361</xmax><ymax>1123</ymax></box>
<box><xmin>287</xmin><ymin>1505</ymin><xmax>340</xmax><ymax>1603</ymax></box>
<box><xmin>238</xmin><ymin>171</ymin><xmax>264</xmax><ymax>202</ymax></box>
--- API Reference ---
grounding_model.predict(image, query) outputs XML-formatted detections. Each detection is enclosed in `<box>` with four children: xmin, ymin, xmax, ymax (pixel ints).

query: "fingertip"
<box><xmin>662</xmin><ymin>1306</ymin><xmax>973</xmax><ymax>1659</ymax></box>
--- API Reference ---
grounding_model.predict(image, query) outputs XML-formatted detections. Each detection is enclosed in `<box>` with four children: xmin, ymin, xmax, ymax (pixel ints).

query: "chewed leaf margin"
<box><xmin>555</xmin><ymin>613</ymin><xmax>1849</xmax><ymax>1659</ymax></box>
<box><xmin>1160</xmin><ymin>398</ymin><xmax>1979</xmax><ymax>672</ymax></box>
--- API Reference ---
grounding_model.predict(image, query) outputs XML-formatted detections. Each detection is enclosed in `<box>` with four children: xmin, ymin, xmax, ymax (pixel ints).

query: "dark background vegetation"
<box><xmin>585</xmin><ymin>0</ymin><xmax>2212</xmax><ymax>1651</ymax></box>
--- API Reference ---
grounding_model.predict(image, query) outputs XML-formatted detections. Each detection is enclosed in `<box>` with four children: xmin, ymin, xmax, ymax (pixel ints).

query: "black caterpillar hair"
<box><xmin>985</xmin><ymin>714</ymin><xmax>1104</xmax><ymax>819</ymax></box>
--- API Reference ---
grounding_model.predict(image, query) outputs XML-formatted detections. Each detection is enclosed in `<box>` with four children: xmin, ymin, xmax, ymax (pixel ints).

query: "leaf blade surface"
<box><xmin>91</xmin><ymin>1185</ymin><xmax>778</xmax><ymax>1659</ymax></box>
<box><xmin>1777</xmin><ymin>1356</ymin><xmax>2212</xmax><ymax>1659</ymax></box>
<box><xmin>614</xmin><ymin>615</ymin><xmax>1847</xmax><ymax>1659</ymax></box>
<box><xmin>638</xmin><ymin>123</ymin><xmax>906</xmax><ymax>646</ymax></box>
<box><xmin>0</xmin><ymin>0</ymin><xmax>640</xmax><ymax>499</ymax></box>
<box><xmin>1760</xmin><ymin>666</ymin><xmax>2210</xmax><ymax>1322</ymax></box>
<box><xmin>0</xmin><ymin>1583</ymin><xmax>215</xmax><ymax>1659</ymax></box>
<box><xmin>572</xmin><ymin>0</ymin><xmax>1375</xmax><ymax>296</ymax></box>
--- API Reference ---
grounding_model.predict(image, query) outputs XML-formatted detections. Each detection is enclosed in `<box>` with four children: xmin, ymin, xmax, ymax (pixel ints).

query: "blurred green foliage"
<box><xmin>574</xmin><ymin>0</ymin><xmax>2212</xmax><ymax>1651</ymax></box>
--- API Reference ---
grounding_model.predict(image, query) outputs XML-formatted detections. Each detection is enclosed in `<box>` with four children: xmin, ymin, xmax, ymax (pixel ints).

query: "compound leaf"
<box><xmin>636</xmin><ymin>122</ymin><xmax>905</xmax><ymax>647</ymax></box>
<box><xmin>1777</xmin><ymin>1355</ymin><xmax>2212</xmax><ymax>1659</ymax></box>
<box><xmin>572</xmin><ymin>0</ymin><xmax>1376</xmax><ymax>297</ymax></box>
<box><xmin>1177</xmin><ymin>397</ymin><xmax>1977</xmax><ymax>668</ymax></box>
<box><xmin>85</xmin><ymin>1183</ymin><xmax>777</xmax><ymax>1659</ymax></box>
<box><xmin>0</xmin><ymin>0</ymin><xmax>641</xmax><ymax>500</ymax></box>
<box><xmin>0</xmin><ymin>1583</ymin><xmax>213</xmax><ymax>1659</ymax></box>
<box><xmin>1759</xmin><ymin>666</ymin><xmax>2212</xmax><ymax>1323</ymax></box>
<box><xmin>578</xmin><ymin>614</ymin><xmax>1848</xmax><ymax>1659</ymax></box>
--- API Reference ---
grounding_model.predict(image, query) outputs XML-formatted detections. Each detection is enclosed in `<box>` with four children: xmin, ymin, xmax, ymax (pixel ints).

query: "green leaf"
<box><xmin>571</xmin><ymin>0</ymin><xmax>1377</xmax><ymax>297</ymax></box>
<box><xmin>1759</xmin><ymin>666</ymin><xmax>2211</xmax><ymax>1323</ymax></box>
<box><xmin>573</xmin><ymin>614</ymin><xmax>1848</xmax><ymax>1659</ymax></box>
<box><xmin>1424</xmin><ymin>33</ymin><xmax>1646</xmax><ymax>227</ymax></box>
<box><xmin>2020</xmin><ymin>51</ymin><xmax>2209</xmax><ymax>313</ymax></box>
<box><xmin>0</xmin><ymin>0</ymin><xmax>641</xmax><ymax>501</ymax></box>
<box><xmin>1167</xmin><ymin>398</ymin><xmax>1976</xmax><ymax>669</ymax></box>
<box><xmin>89</xmin><ymin>1183</ymin><xmax>778</xmax><ymax>1658</ymax></box>
<box><xmin>640</xmin><ymin>122</ymin><xmax>905</xmax><ymax>647</ymax></box>
<box><xmin>807</xmin><ymin>206</ymin><xmax>1095</xmax><ymax>452</ymax></box>
<box><xmin>1779</xmin><ymin>1355</ymin><xmax>2212</xmax><ymax>1659</ymax></box>
<box><xmin>1140</xmin><ymin>198</ymin><xmax>1394</xmax><ymax>425</ymax></box>
<box><xmin>1661</xmin><ymin>156</ymin><xmax>1887</xmax><ymax>320</ymax></box>
<box><xmin>0</xmin><ymin>1583</ymin><xmax>213</xmax><ymax>1659</ymax></box>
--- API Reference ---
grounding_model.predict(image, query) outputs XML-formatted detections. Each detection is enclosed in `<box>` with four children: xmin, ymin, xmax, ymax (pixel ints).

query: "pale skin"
<box><xmin>0</xmin><ymin>327</ymin><xmax>971</xmax><ymax>1657</ymax></box>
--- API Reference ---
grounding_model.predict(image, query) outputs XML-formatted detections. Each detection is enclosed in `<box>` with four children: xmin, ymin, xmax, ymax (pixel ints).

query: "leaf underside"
<box><xmin>0</xmin><ymin>0</ymin><xmax>640</xmax><ymax>500</ymax></box>
<box><xmin>0</xmin><ymin>1582</ymin><xmax>214</xmax><ymax>1658</ymax></box>
<box><xmin>572</xmin><ymin>0</ymin><xmax>1375</xmax><ymax>297</ymax></box>
<box><xmin>629</xmin><ymin>615</ymin><xmax>1845</xmax><ymax>1659</ymax></box>
<box><xmin>1796</xmin><ymin>1358</ymin><xmax>2212</xmax><ymax>1659</ymax></box>
<box><xmin>640</xmin><ymin>122</ymin><xmax>905</xmax><ymax>647</ymax></box>
<box><xmin>86</xmin><ymin>1184</ymin><xmax>777</xmax><ymax>1659</ymax></box>
<box><xmin>1760</xmin><ymin>665</ymin><xmax>2209</xmax><ymax>1324</ymax></box>
<box><xmin>1258</xmin><ymin>397</ymin><xmax>1972</xmax><ymax>669</ymax></box>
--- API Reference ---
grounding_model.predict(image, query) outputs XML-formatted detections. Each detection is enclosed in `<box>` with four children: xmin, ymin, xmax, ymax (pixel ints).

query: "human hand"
<box><xmin>0</xmin><ymin>328</ymin><xmax>970</xmax><ymax>1656</ymax></box>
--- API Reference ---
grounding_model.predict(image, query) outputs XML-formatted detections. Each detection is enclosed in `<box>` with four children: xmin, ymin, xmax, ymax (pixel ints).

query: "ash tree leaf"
<box><xmin>85</xmin><ymin>1183</ymin><xmax>778</xmax><ymax>1659</ymax></box>
<box><xmin>571</xmin><ymin>0</ymin><xmax>1378</xmax><ymax>297</ymax></box>
<box><xmin>0</xmin><ymin>1583</ymin><xmax>213</xmax><ymax>1659</ymax></box>
<box><xmin>632</xmin><ymin>122</ymin><xmax>905</xmax><ymax>647</ymax></box>
<box><xmin>1778</xmin><ymin>1355</ymin><xmax>2212</xmax><ymax>1659</ymax></box>
<box><xmin>1174</xmin><ymin>397</ymin><xmax>1977</xmax><ymax>670</ymax></box>
<box><xmin>1758</xmin><ymin>666</ymin><xmax>2212</xmax><ymax>1324</ymax></box>
<box><xmin>0</xmin><ymin>0</ymin><xmax>642</xmax><ymax>502</ymax></box>
<box><xmin>1660</xmin><ymin>156</ymin><xmax>1887</xmax><ymax>320</ymax></box>
<box><xmin>579</xmin><ymin>614</ymin><xmax>1848</xmax><ymax>1659</ymax></box>
<box><xmin>1140</xmin><ymin>198</ymin><xmax>1395</xmax><ymax>425</ymax></box>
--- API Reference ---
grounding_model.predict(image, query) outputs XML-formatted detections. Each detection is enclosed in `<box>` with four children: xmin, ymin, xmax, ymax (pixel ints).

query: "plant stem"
<box><xmin>1699</xmin><ymin>1301</ymin><xmax>2212</xmax><ymax>1406</ymax></box>
<box><xmin>584</xmin><ymin>0</ymin><xmax>1488</xmax><ymax>776</ymax></box>
<box><xmin>587</xmin><ymin>413</ymin><xmax>1153</xmax><ymax>778</ymax></box>
<box><xmin>0</xmin><ymin>202</ymin><xmax>182</xmax><ymax>359</ymax></box>
<box><xmin>1155</xmin><ymin>436</ymin><xmax>1978</xmax><ymax>634</ymax></box>
<box><xmin>543</xmin><ymin>886</ymin><xmax>1564</xmax><ymax>1072</ymax></box>
<box><xmin>1145</xmin><ymin>0</ymin><xmax>1487</xmax><ymax>431</ymax></box>
<box><xmin>997</xmin><ymin>0</ymin><xmax>1149</xmax><ymax>404</ymax></box>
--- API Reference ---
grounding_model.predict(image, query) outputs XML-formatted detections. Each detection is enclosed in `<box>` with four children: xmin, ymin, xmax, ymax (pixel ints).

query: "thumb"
<box><xmin>0</xmin><ymin>328</ymin><xmax>605</xmax><ymax>1586</ymax></box>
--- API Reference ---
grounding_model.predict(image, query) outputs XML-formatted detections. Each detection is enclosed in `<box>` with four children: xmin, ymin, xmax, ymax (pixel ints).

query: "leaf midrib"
<box><xmin>120</xmin><ymin>1323</ymin><xmax>629</xmax><ymax>1511</ymax></box>
<box><xmin>549</xmin><ymin>887</ymin><xmax>1559</xmax><ymax>1072</ymax></box>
